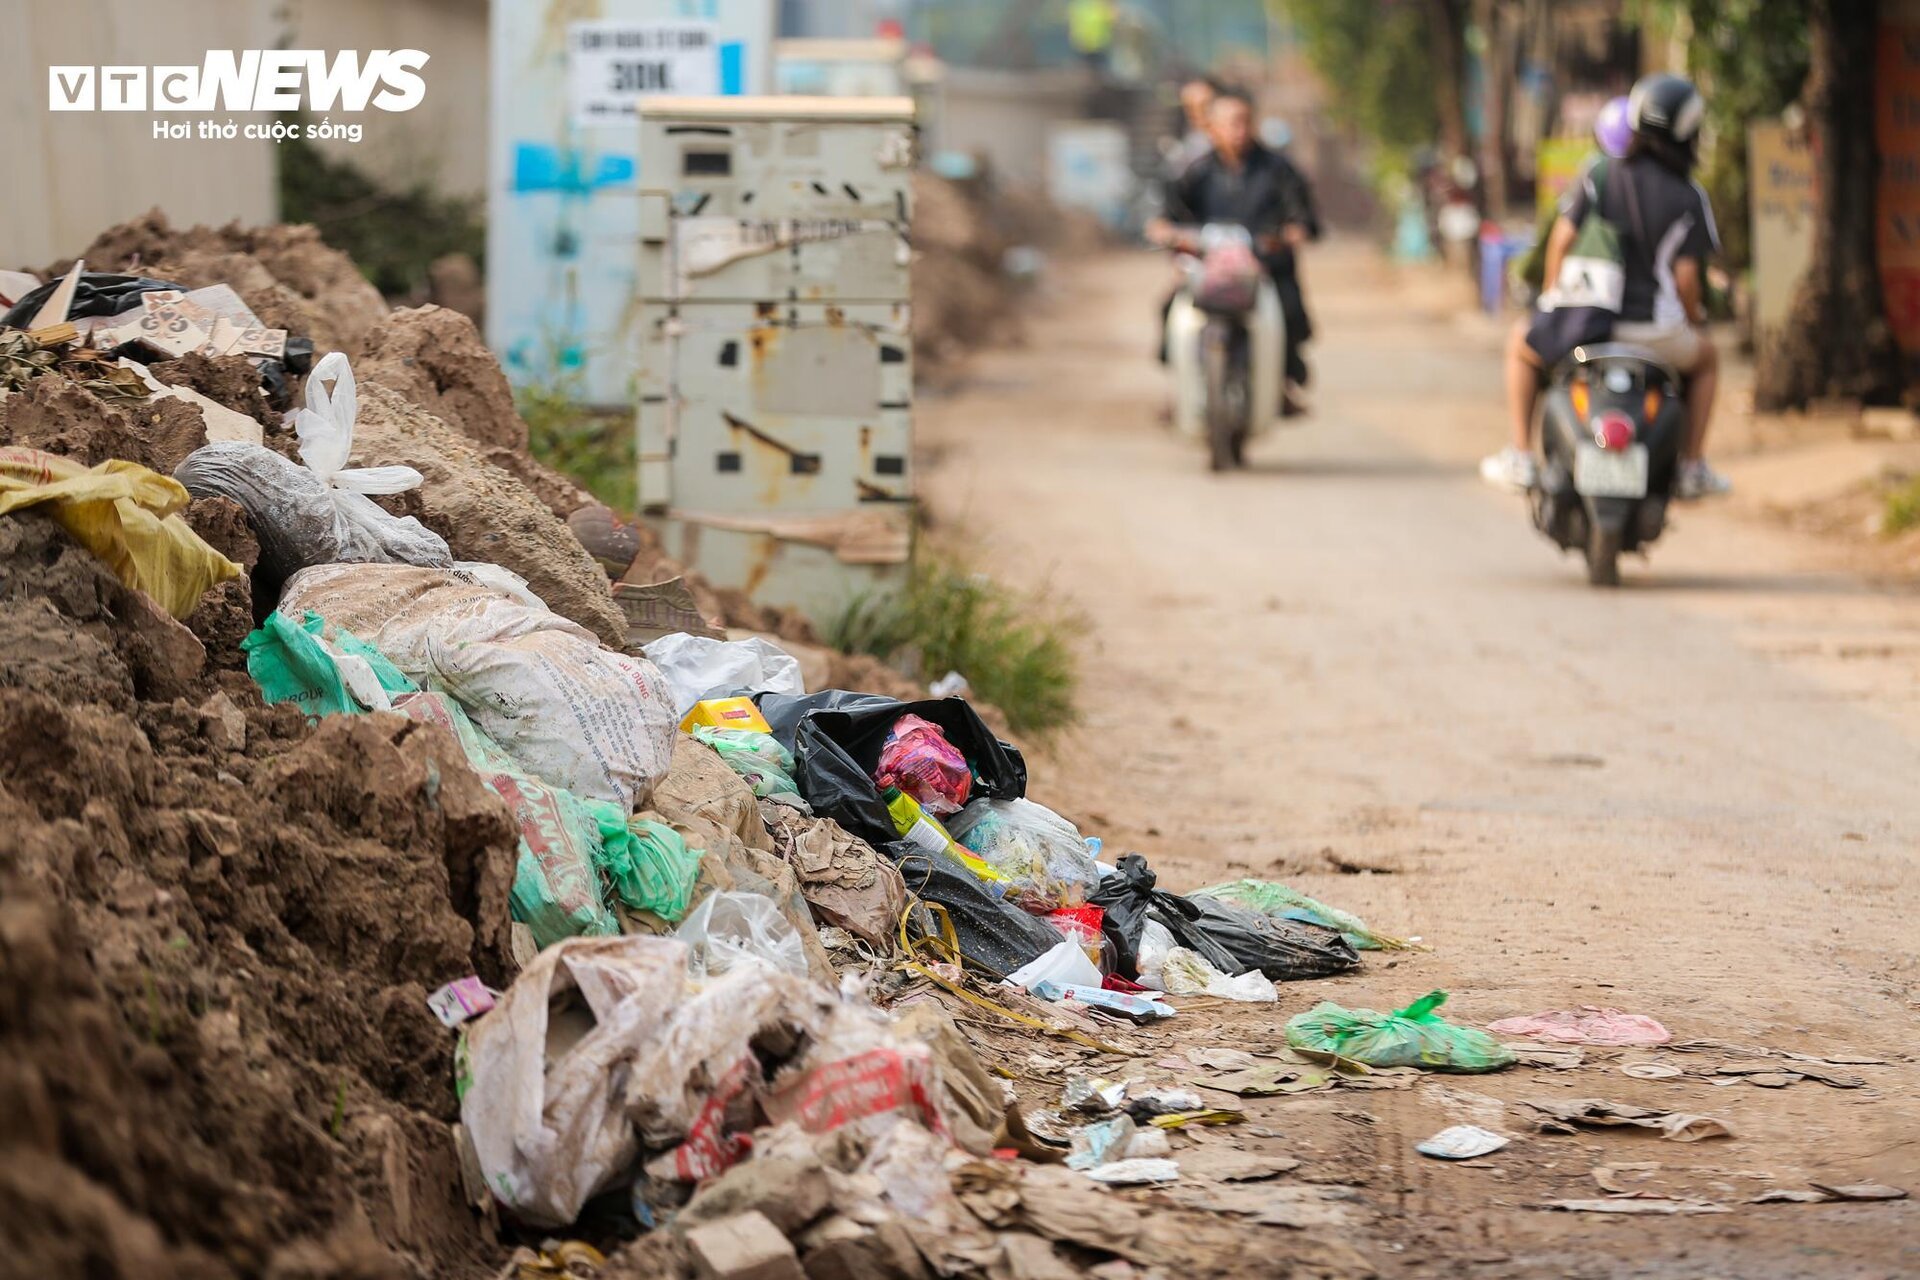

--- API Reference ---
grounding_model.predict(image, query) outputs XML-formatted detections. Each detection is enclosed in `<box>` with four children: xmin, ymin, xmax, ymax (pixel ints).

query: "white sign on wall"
<box><xmin>568</xmin><ymin>20</ymin><xmax>718</xmax><ymax>127</ymax></box>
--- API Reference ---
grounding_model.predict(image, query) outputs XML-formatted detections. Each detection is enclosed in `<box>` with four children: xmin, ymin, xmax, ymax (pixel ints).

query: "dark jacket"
<box><xmin>1163</xmin><ymin>142</ymin><xmax>1320</xmax><ymax>278</ymax></box>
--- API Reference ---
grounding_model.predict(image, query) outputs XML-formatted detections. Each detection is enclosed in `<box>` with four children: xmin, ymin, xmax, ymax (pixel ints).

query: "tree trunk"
<box><xmin>1427</xmin><ymin>0</ymin><xmax>1473</xmax><ymax>168</ymax></box>
<box><xmin>1756</xmin><ymin>0</ymin><xmax>1906</xmax><ymax>409</ymax></box>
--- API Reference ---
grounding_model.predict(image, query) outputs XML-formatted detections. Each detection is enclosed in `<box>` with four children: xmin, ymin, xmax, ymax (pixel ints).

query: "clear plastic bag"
<box><xmin>947</xmin><ymin>797</ymin><xmax>1098</xmax><ymax>911</ymax></box>
<box><xmin>874</xmin><ymin>714</ymin><xmax>971</xmax><ymax>816</ymax></box>
<box><xmin>673</xmin><ymin>890</ymin><xmax>809</xmax><ymax>979</ymax></box>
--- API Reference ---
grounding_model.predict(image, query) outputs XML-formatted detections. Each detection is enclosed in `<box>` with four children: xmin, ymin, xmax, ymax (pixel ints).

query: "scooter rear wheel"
<box><xmin>1586</xmin><ymin>524</ymin><xmax>1622</xmax><ymax>587</ymax></box>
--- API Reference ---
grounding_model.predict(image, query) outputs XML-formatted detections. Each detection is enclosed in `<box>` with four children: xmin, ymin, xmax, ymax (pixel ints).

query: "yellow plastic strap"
<box><xmin>894</xmin><ymin>898</ymin><xmax>1134</xmax><ymax>1057</ymax></box>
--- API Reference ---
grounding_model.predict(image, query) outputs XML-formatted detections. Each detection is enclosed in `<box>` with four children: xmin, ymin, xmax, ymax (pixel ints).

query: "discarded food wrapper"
<box><xmin>1416</xmin><ymin>1125</ymin><xmax>1509</xmax><ymax>1160</ymax></box>
<box><xmin>1285</xmin><ymin>991</ymin><xmax>1515</xmax><ymax>1073</ymax></box>
<box><xmin>1032</xmin><ymin>980</ymin><xmax>1175</xmax><ymax>1021</ymax></box>
<box><xmin>428</xmin><ymin>976</ymin><xmax>498</xmax><ymax>1027</ymax></box>
<box><xmin>1062</xmin><ymin>1076</ymin><xmax>1128</xmax><ymax>1114</ymax></box>
<box><xmin>1086</xmin><ymin>1158</ymin><xmax>1180</xmax><ymax>1185</ymax></box>
<box><xmin>1487</xmin><ymin>1007</ymin><xmax>1671</xmax><ymax>1048</ymax></box>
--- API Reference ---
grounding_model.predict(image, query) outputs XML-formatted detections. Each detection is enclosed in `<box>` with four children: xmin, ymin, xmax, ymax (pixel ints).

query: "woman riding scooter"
<box><xmin>1482</xmin><ymin>74</ymin><xmax>1728</xmax><ymax>501</ymax></box>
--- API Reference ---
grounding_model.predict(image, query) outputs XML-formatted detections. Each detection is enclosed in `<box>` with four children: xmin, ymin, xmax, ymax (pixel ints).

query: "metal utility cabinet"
<box><xmin>636</xmin><ymin>96</ymin><xmax>916</xmax><ymax>624</ymax></box>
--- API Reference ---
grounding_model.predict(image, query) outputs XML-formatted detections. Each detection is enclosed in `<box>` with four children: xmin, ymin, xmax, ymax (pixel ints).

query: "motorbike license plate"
<box><xmin>1573</xmin><ymin>442</ymin><xmax>1649</xmax><ymax>498</ymax></box>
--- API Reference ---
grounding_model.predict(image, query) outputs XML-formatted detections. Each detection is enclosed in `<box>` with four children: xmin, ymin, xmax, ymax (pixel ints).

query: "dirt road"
<box><xmin>918</xmin><ymin>244</ymin><xmax>1920</xmax><ymax>1276</ymax></box>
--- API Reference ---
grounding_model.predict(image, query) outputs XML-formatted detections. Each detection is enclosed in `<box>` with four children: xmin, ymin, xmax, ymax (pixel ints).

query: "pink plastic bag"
<box><xmin>1486</xmin><ymin>1007</ymin><xmax>1671</xmax><ymax>1047</ymax></box>
<box><xmin>875</xmin><ymin>714</ymin><xmax>972</xmax><ymax>815</ymax></box>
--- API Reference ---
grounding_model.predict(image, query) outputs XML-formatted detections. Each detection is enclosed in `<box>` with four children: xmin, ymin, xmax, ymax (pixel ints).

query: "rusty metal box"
<box><xmin>637</xmin><ymin>95</ymin><xmax>915</xmax><ymax>303</ymax></box>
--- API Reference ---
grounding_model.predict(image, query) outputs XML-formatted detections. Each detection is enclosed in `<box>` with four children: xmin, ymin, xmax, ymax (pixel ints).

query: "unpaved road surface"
<box><xmin>919</xmin><ymin>245</ymin><xmax>1920</xmax><ymax>1277</ymax></box>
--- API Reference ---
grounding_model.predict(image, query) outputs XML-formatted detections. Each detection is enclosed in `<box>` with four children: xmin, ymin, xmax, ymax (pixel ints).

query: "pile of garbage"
<box><xmin>0</xmin><ymin>219</ymin><xmax>1431</xmax><ymax>1280</ymax></box>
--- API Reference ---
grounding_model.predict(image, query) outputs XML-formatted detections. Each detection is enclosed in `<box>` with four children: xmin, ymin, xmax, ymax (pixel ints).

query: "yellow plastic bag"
<box><xmin>0</xmin><ymin>446</ymin><xmax>241</xmax><ymax>618</ymax></box>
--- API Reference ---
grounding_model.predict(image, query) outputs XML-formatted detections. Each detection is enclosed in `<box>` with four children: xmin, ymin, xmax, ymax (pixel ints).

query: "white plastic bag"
<box><xmin>460</xmin><ymin>935</ymin><xmax>689</xmax><ymax>1227</ymax></box>
<box><xmin>292</xmin><ymin>352</ymin><xmax>424</xmax><ymax>497</ymax></box>
<box><xmin>641</xmin><ymin>633</ymin><xmax>807</xmax><ymax>720</ymax></box>
<box><xmin>1003</xmin><ymin>938</ymin><xmax>1103</xmax><ymax>993</ymax></box>
<box><xmin>1135</xmin><ymin>918</ymin><xmax>1177</xmax><ymax>990</ymax></box>
<box><xmin>281</xmin><ymin>562</ymin><xmax>677</xmax><ymax>813</ymax></box>
<box><xmin>674</xmin><ymin>890</ymin><xmax>810</xmax><ymax>979</ymax></box>
<box><xmin>1159</xmin><ymin>947</ymin><xmax>1278</xmax><ymax>1003</ymax></box>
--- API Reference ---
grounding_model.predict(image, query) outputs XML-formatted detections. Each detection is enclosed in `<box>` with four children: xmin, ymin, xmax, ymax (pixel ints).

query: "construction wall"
<box><xmin>934</xmin><ymin>66</ymin><xmax>1093</xmax><ymax>188</ymax></box>
<box><xmin>0</xmin><ymin>1</ymin><xmax>276</xmax><ymax>267</ymax></box>
<box><xmin>284</xmin><ymin>0</ymin><xmax>490</xmax><ymax>200</ymax></box>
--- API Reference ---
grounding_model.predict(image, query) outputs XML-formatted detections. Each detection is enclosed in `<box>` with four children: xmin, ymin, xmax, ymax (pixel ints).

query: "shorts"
<box><xmin>1612</xmin><ymin>321</ymin><xmax>1706</xmax><ymax>373</ymax></box>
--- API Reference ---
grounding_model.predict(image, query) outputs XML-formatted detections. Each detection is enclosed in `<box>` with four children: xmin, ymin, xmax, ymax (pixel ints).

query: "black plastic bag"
<box><xmin>896</xmin><ymin>846</ymin><xmax>1060</xmax><ymax>977</ymax></box>
<box><xmin>1091</xmin><ymin>853</ymin><xmax>1240</xmax><ymax>979</ymax></box>
<box><xmin>758</xmin><ymin>690</ymin><xmax>1027</xmax><ymax>852</ymax></box>
<box><xmin>2</xmin><ymin>273</ymin><xmax>183</xmax><ymax>329</ymax></box>
<box><xmin>1188</xmin><ymin>898</ymin><xmax>1360</xmax><ymax>981</ymax></box>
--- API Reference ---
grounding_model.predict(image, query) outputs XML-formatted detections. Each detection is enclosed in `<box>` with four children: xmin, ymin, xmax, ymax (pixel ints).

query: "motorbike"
<box><xmin>1530</xmin><ymin>343</ymin><xmax>1688</xmax><ymax>586</ymax></box>
<box><xmin>1164</xmin><ymin>224</ymin><xmax>1284</xmax><ymax>471</ymax></box>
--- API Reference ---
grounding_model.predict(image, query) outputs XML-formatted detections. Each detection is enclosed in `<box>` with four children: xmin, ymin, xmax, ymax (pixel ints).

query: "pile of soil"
<box><xmin>0</xmin><ymin>512</ymin><xmax>518</xmax><ymax>1280</ymax></box>
<box><xmin>913</xmin><ymin>174</ymin><xmax>1020</xmax><ymax>386</ymax></box>
<box><xmin>349</xmin><ymin>381</ymin><xmax>629</xmax><ymax>648</ymax></box>
<box><xmin>69</xmin><ymin>210</ymin><xmax>389</xmax><ymax>356</ymax></box>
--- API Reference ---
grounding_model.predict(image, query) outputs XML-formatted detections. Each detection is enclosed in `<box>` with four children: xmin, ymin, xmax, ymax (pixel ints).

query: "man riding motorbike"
<box><xmin>1149</xmin><ymin>87</ymin><xmax>1320</xmax><ymax>414</ymax></box>
<box><xmin>1482</xmin><ymin>73</ymin><xmax>1728</xmax><ymax>500</ymax></box>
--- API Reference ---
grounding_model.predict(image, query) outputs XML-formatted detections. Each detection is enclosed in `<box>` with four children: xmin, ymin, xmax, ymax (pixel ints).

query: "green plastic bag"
<box><xmin>389</xmin><ymin>690</ymin><xmax>619</xmax><ymax>947</ymax></box>
<box><xmin>1194</xmin><ymin>879</ymin><xmax>1416</xmax><ymax>952</ymax></box>
<box><xmin>1284</xmin><ymin>991</ymin><xmax>1515</xmax><ymax>1073</ymax></box>
<box><xmin>692</xmin><ymin>725</ymin><xmax>802</xmax><ymax>800</ymax></box>
<box><xmin>596</xmin><ymin>815</ymin><xmax>702</xmax><ymax>923</ymax></box>
<box><xmin>243</xmin><ymin>610</ymin><xmax>415</xmax><ymax>716</ymax></box>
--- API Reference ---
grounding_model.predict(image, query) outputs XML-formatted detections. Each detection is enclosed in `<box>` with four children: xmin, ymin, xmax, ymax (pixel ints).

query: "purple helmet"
<box><xmin>1595</xmin><ymin>96</ymin><xmax>1633</xmax><ymax>159</ymax></box>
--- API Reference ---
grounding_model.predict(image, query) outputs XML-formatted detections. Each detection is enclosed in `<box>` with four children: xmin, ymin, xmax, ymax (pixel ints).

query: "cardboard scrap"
<box><xmin>1521</xmin><ymin>1099</ymin><xmax>1732</xmax><ymax>1143</ymax></box>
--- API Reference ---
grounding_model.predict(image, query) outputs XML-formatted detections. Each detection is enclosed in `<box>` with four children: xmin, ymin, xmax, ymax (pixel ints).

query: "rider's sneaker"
<box><xmin>1479</xmin><ymin>446</ymin><xmax>1539</xmax><ymax>492</ymax></box>
<box><xmin>1676</xmin><ymin>458</ymin><xmax>1732</xmax><ymax>500</ymax></box>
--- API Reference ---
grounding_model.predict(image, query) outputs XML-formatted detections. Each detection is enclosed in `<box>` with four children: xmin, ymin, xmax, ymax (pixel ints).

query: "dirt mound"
<box><xmin>0</xmin><ymin>502</ymin><xmax>521</xmax><ymax>1279</ymax></box>
<box><xmin>911</xmin><ymin>175</ymin><xmax>1019</xmax><ymax>386</ymax></box>
<box><xmin>149</xmin><ymin>353</ymin><xmax>277</xmax><ymax>429</ymax></box>
<box><xmin>70</xmin><ymin>210</ymin><xmax>389</xmax><ymax>356</ymax></box>
<box><xmin>0</xmin><ymin>373</ymin><xmax>208</xmax><ymax>475</ymax></box>
<box><xmin>355</xmin><ymin>306</ymin><xmax>592</xmax><ymax>520</ymax></box>
<box><xmin>348</xmin><ymin>384</ymin><xmax>627</xmax><ymax>647</ymax></box>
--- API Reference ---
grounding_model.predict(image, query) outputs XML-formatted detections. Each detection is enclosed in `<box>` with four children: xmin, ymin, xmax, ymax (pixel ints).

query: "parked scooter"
<box><xmin>1530</xmin><ymin>343</ymin><xmax>1688</xmax><ymax>586</ymax></box>
<box><xmin>1164</xmin><ymin>225</ymin><xmax>1284</xmax><ymax>471</ymax></box>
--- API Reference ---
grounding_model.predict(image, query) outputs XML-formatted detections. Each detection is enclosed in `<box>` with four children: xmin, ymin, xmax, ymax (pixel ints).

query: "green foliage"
<box><xmin>1885</xmin><ymin>474</ymin><xmax>1920</xmax><ymax>535</ymax></box>
<box><xmin>277</xmin><ymin>121</ymin><xmax>485</xmax><ymax>299</ymax></box>
<box><xmin>517</xmin><ymin>372</ymin><xmax>636</xmax><ymax>514</ymax></box>
<box><xmin>830</xmin><ymin>556</ymin><xmax>1081</xmax><ymax>736</ymax></box>
<box><xmin>1631</xmin><ymin>0</ymin><xmax>1811</xmax><ymax>272</ymax></box>
<box><xmin>1282</xmin><ymin>0</ymin><xmax>1440</xmax><ymax>153</ymax></box>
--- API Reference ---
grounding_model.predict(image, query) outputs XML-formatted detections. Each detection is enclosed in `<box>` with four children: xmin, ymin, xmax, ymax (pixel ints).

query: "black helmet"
<box><xmin>1628</xmin><ymin>73</ymin><xmax>1704</xmax><ymax>148</ymax></box>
